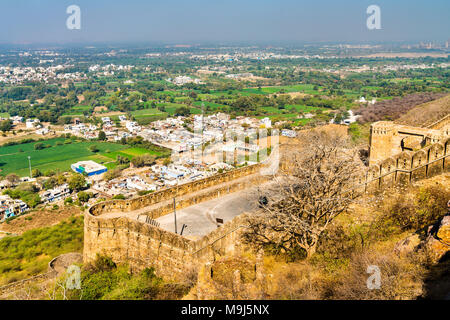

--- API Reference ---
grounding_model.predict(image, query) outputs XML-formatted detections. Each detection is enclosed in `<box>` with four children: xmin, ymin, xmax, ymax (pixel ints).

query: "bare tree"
<box><xmin>244</xmin><ymin>130</ymin><xmax>364</xmax><ymax>259</ymax></box>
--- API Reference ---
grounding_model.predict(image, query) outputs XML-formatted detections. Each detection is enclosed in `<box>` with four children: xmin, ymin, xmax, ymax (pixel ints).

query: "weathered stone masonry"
<box><xmin>365</xmin><ymin>117</ymin><xmax>450</xmax><ymax>192</ymax></box>
<box><xmin>84</xmin><ymin>118</ymin><xmax>450</xmax><ymax>280</ymax></box>
<box><xmin>84</xmin><ymin>164</ymin><xmax>263</xmax><ymax>280</ymax></box>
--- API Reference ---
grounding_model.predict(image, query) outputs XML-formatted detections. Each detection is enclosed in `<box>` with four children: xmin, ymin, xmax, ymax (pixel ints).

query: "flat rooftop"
<box><xmin>72</xmin><ymin>160</ymin><xmax>107</xmax><ymax>173</ymax></box>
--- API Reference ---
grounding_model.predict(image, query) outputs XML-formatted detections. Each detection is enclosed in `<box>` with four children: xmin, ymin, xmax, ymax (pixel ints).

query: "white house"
<box><xmin>281</xmin><ymin>129</ymin><xmax>297</xmax><ymax>138</ymax></box>
<box><xmin>26</xmin><ymin>118</ymin><xmax>40</xmax><ymax>129</ymax></box>
<box><xmin>260</xmin><ymin>117</ymin><xmax>272</xmax><ymax>128</ymax></box>
<box><xmin>36</xmin><ymin>127</ymin><xmax>49</xmax><ymax>135</ymax></box>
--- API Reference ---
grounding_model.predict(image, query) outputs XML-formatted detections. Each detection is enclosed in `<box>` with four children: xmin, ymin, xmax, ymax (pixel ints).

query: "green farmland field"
<box><xmin>102</xmin><ymin>147</ymin><xmax>169</xmax><ymax>162</ymax></box>
<box><xmin>0</xmin><ymin>138</ymin><xmax>127</xmax><ymax>176</ymax></box>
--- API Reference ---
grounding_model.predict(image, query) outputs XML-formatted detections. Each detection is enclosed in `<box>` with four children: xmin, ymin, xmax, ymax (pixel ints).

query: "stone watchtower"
<box><xmin>369</xmin><ymin>121</ymin><xmax>396</xmax><ymax>166</ymax></box>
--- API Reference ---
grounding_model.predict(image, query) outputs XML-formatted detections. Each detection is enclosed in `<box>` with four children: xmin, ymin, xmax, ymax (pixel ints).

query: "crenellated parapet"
<box><xmin>362</xmin><ymin>136</ymin><xmax>450</xmax><ymax>192</ymax></box>
<box><xmin>83</xmin><ymin>128</ymin><xmax>450</xmax><ymax>281</ymax></box>
<box><xmin>84</xmin><ymin>164</ymin><xmax>265</xmax><ymax>280</ymax></box>
<box><xmin>369</xmin><ymin>117</ymin><xmax>450</xmax><ymax>166</ymax></box>
<box><xmin>89</xmin><ymin>163</ymin><xmax>263</xmax><ymax>217</ymax></box>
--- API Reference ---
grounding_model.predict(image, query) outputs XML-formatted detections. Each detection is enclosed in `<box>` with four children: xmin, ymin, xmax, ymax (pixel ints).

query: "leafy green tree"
<box><xmin>77</xmin><ymin>191</ymin><xmax>93</xmax><ymax>203</ymax></box>
<box><xmin>89</xmin><ymin>145</ymin><xmax>99</xmax><ymax>153</ymax></box>
<box><xmin>175</xmin><ymin>106</ymin><xmax>191</xmax><ymax>116</ymax></box>
<box><xmin>131</xmin><ymin>154</ymin><xmax>156</xmax><ymax>168</ymax></box>
<box><xmin>98</xmin><ymin>131</ymin><xmax>107</xmax><ymax>141</ymax></box>
<box><xmin>43</xmin><ymin>177</ymin><xmax>57</xmax><ymax>190</ymax></box>
<box><xmin>34</xmin><ymin>142</ymin><xmax>44</xmax><ymax>150</ymax></box>
<box><xmin>68</xmin><ymin>174</ymin><xmax>86</xmax><ymax>192</ymax></box>
<box><xmin>32</xmin><ymin>169</ymin><xmax>42</xmax><ymax>178</ymax></box>
<box><xmin>0</xmin><ymin>120</ymin><xmax>12</xmax><ymax>132</ymax></box>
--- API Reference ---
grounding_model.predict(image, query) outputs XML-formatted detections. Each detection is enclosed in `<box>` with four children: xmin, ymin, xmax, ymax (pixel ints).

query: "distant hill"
<box><xmin>396</xmin><ymin>94</ymin><xmax>450</xmax><ymax>128</ymax></box>
<box><xmin>356</xmin><ymin>92</ymin><xmax>448</xmax><ymax>124</ymax></box>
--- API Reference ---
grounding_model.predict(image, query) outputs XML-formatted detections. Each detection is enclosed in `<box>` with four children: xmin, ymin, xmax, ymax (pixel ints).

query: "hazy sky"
<box><xmin>0</xmin><ymin>0</ymin><xmax>449</xmax><ymax>44</ymax></box>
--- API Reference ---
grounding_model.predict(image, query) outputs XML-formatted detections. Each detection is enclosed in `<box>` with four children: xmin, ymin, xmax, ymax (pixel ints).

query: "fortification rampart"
<box><xmin>84</xmin><ymin>209</ymin><xmax>250</xmax><ymax>280</ymax></box>
<box><xmin>90</xmin><ymin>163</ymin><xmax>262</xmax><ymax>217</ymax></box>
<box><xmin>369</xmin><ymin>118</ymin><xmax>450</xmax><ymax>166</ymax></box>
<box><xmin>84</xmin><ymin>126</ymin><xmax>449</xmax><ymax>281</ymax></box>
<box><xmin>84</xmin><ymin>164</ymin><xmax>263</xmax><ymax>280</ymax></box>
<box><xmin>362</xmin><ymin>136</ymin><xmax>450</xmax><ymax>193</ymax></box>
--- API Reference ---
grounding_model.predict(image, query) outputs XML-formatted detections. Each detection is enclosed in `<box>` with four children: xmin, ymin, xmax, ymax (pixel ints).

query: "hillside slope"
<box><xmin>395</xmin><ymin>94</ymin><xmax>450</xmax><ymax>127</ymax></box>
<box><xmin>356</xmin><ymin>92</ymin><xmax>448</xmax><ymax>123</ymax></box>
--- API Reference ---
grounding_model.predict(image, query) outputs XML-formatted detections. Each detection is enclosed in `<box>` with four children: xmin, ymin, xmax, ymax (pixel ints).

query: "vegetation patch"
<box><xmin>0</xmin><ymin>215</ymin><xmax>83</xmax><ymax>286</ymax></box>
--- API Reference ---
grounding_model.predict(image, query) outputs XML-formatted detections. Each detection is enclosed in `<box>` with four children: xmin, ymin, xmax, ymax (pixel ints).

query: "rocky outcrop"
<box><xmin>394</xmin><ymin>234</ymin><xmax>421</xmax><ymax>256</ymax></box>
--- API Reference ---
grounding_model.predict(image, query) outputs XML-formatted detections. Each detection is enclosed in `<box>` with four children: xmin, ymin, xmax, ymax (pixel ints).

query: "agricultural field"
<box><xmin>0</xmin><ymin>137</ymin><xmax>172</xmax><ymax>176</ymax></box>
<box><xmin>102</xmin><ymin>147</ymin><xmax>169</xmax><ymax>162</ymax></box>
<box><xmin>130</xmin><ymin>107</ymin><xmax>165</xmax><ymax>119</ymax></box>
<box><xmin>0</xmin><ymin>138</ymin><xmax>127</xmax><ymax>176</ymax></box>
<box><xmin>62</xmin><ymin>105</ymin><xmax>91</xmax><ymax>116</ymax></box>
<box><xmin>192</xmin><ymin>101</ymin><xmax>227</xmax><ymax>110</ymax></box>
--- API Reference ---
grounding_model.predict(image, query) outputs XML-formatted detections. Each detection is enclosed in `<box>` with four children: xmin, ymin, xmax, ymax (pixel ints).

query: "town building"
<box><xmin>40</xmin><ymin>184</ymin><xmax>71</xmax><ymax>203</ymax></box>
<box><xmin>71</xmin><ymin>161</ymin><xmax>108</xmax><ymax>176</ymax></box>
<box><xmin>0</xmin><ymin>195</ymin><xmax>28</xmax><ymax>221</ymax></box>
<box><xmin>281</xmin><ymin>129</ymin><xmax>297</xmax><ymax>138</ymax></box>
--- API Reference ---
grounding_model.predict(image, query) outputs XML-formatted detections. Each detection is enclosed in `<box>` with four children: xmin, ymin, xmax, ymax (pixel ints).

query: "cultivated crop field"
<box><xmin>0</xmin><ymin>138</ymin><xmax>127</xmax><ymax>176</ymax></box>
<box><xmin>0</xmin><ymin>138</ymin><xmax>172</xmax><ymax>176</ymax></box>
<box><xmin>102</xmin><ymin>146</ymin><xmax>168</xmax><ymax>161</ymax></box>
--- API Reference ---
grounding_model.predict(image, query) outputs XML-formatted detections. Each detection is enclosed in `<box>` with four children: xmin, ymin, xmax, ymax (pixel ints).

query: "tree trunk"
<box><xmin>305</xmin><ymin>243</ymin><xmax>317</xmax><ymax>259</ymax></box>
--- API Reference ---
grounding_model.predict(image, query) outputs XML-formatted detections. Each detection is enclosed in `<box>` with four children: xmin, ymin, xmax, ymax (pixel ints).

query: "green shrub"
<box><xmin>0</xmin><ymin>216</ymin><xmax>83</xmax><ymax>285</ymax></box>
<box><xmin>68</xmin><ymin>256</ymin><xmax>170</xmax><ymax>300</ymax></box>
<box><xmin>378</xmin><ymin>186</ymin><xmax>449</xmax><ymax>234</ymax></box>
<box><xmin>34</xmin><ymin>142</ymin><xmax>44</xmax><ymax>150</ymax></box>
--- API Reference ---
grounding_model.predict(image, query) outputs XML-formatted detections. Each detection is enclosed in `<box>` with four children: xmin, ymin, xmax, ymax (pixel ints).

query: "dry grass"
<box><xmin>396</xmin><ymin>94</ymin><xmax>450</xmax><ymax>128</ymax></box>
<box><xmin>187</xmin><ymin>174</ymin><xmax>449</xmax><ymax>300</ymax></box>
<box><xmin>0</xmin><ymin>206</ymin><xmax>82</xmax><ymax>235</ymax></box>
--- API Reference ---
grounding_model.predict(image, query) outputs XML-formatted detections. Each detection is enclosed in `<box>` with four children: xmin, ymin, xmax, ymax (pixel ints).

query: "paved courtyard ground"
<box><xmin>155</xmin><ymin>187</ymin><xmax>260</xmax><ymax>237</ymax></box>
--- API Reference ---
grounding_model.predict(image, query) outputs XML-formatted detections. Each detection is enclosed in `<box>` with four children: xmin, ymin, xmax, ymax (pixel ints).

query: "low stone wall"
<box><xmin>84</xmin><ymin>164</ymin><xmax>263</xmax><ymax>280</ymax></box>
<box><xmin>89</xmin><ymin>163</ymin><xmax>262</xmax><ymax>217</ymax></box>
<box><xmin>141</xmin><ymin>174</ymin><xmax>266</xmax><ymax>220</ymax></box>
<box><xmin>83</xmin><ymin>211</ymin><xmax>249</xmax><ymax>281</ymax></box>
<box><xmin>83</xmin><ymin>136</ymin><xmax>450</xmax><ymax>282</ymax></box>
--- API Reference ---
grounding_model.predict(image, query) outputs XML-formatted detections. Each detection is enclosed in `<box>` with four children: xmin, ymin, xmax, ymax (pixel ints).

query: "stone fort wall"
<box><xmin>84</xmin><ymin>125</ymin><xmax>450</xmax><ymax>280</ymax></box>
<box><xmin>89</xmin><ymin>163</ymin><xmax>262</xmax><ymax>217</ymax></box>
<box><xmin>84</xmin><ymin>210</ymin><xmax>250</xmax><ymax>281</ymax></box>
<box><xmin>369</xmin><ymin>118</ymin><xmax>450</xmax><ymax>166</ymax></box>
<box><xmin>362</xmin><ymin>136</ymin><xmax>450</xmax><ymax>193</ymax></box>
<box><xmin>84</xmin><ymin>164</ymin><xmax>264</xmax><ymax>280</ymax></box>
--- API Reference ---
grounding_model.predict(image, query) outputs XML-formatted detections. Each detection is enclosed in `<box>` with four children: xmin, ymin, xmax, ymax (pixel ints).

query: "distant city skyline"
<box><xmin>0</xmin><ymin>0</ymin><xmax>449</xmax><ymax>44</ymax></box>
